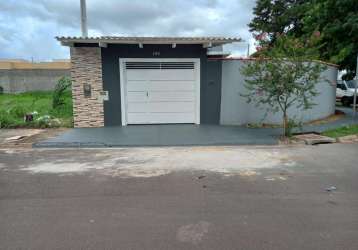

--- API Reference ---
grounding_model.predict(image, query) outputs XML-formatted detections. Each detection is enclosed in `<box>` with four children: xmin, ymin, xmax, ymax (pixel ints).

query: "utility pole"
<box><xmin>80</xmin><ymin>0</ymin><xmax>88</xmax><ymax>37</ymax></box>
<box><xmin>247</xmin><ymin>43</ymin><xmax>250</xmax><ymax>57</ymax></box>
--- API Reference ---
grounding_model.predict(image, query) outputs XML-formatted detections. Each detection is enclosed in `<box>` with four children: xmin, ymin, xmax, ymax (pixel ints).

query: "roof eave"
<box><xmin>56</xmin><ymin>37</ymin><xmax>242</xmax><ymax>47</ymax></box>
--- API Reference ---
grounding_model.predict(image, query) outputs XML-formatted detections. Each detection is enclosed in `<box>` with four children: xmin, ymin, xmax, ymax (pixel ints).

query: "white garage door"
<box><xmin>120</xmin><ymin>59</ymin><xmax>200</xmax><ymax>125</ymax></box>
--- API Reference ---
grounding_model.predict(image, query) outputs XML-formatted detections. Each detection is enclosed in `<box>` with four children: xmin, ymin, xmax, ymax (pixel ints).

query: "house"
<box><xmin>57</xmin><ymin>36</ymin><xmax>337</xmax><ymax>128</ymax></box>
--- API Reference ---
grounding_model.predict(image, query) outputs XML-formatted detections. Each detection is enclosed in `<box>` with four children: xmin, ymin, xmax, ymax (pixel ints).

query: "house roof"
<box><xmin>56</xmin><ymin>36</ymin><xmax>242</xmax><ymax>47</ymax></box>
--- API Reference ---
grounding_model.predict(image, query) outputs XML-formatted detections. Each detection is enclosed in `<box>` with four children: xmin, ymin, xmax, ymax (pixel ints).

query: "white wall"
<box><xmin>220</xmin><ymin>60</ymin><xmax>337</xmax><ymax>125</ymax></box>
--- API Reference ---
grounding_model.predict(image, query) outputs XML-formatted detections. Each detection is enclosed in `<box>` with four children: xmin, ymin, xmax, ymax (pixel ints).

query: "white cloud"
<box><xmin>0</xmin><ymin>0</ymin><xmax>256</xmax><ymax>61</ymax></box>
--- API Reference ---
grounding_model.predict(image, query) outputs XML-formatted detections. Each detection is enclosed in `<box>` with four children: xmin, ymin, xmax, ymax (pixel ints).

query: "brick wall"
<box><xmin>70</xmin><ymin>47</ymin><xmax>104</xmax><ymax>127</ymax></box>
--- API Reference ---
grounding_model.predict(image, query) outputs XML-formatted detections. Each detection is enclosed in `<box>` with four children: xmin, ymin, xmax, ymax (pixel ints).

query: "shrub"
<box><xmin>53</xmin><ymin>77</ymin><xmax>71</xmax><ymax>109</ymax></box>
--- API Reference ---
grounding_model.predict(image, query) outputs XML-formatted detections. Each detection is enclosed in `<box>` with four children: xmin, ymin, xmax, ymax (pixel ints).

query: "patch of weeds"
<box><xmin>0</xmin><ymin>88</ymin><xmax>73</xmax><ymax>128</ymax></box>
<box><xmin>321</xmin><ymin>125</ymin><xmax>358</xmax><ymax>138</ymax></box>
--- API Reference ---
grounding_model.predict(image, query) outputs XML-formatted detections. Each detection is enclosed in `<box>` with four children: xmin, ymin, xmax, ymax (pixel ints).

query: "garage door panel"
<box><xmin>126</xmin><ymin>81</ymin><xmax>147</xmax><ymax>91</ymax></box>
<box><xmin>127</xmin><ymin>81</ymin><xmax>195</xmax><ymax>92</ymax></box>
<box><xmin>127</xmin><ymin>102</ymin><xmax>195</xmax><ymax>113</ymax></box>
<box><xmin>127</xmin><ymin>113</ymin><xmax>195</xmax><ymax>124</ymax></box>
<box><xmin>149</xmin><ymin>91</ymin><xmax>195</xmax><ymax>102</ymax></box>
<box><xmin>126</xmin><ymin>70</ymin><xmax>153</xmax><ymax>80</ymax></box>
<box><xmin>127</xmin><ymin>92</ymin><xmax>147</xmax><ymax>102</ymax></box>
<box><xmin>126</xmin><ymin>69</ymin><xmax>195</xmax><ymax>81</ymax></box>
<box><xmin>127</xmin><ymin>91</ymin><xmax>195</xmax><ymax>103</ymax></box>
<box><xmin>148</xmin><ymin>81</ymin><xmax>195</xmax><ymax>91</ymax></box>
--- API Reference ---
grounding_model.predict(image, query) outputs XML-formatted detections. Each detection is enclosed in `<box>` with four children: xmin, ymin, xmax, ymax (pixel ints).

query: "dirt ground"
<box><xmin>0</xmin><ymin>128</ymin><xmax>68</xmax><ymax>148</ymax></box>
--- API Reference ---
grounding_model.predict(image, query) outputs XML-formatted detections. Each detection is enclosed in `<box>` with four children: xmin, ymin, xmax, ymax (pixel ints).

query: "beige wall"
<box><xmin>0</xmin><ymin>61</ymin><xmax>70</xmax><ymax>70</ymax></box>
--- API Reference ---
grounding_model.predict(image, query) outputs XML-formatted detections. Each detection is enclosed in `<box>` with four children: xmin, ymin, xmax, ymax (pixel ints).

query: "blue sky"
<box><xmin>0</xmin><ymin>0</ymin><xmax>256</xmax><ymax>61</ymax></box>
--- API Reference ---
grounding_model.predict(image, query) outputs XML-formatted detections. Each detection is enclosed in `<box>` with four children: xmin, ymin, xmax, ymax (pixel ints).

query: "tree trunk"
<box><xmin>283</xmin><ymin>112</ymin><xmax>288</xmax><ymax>137</ymax></box>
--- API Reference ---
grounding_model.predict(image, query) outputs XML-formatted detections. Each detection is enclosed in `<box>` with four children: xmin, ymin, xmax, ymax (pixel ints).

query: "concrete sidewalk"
<box><xmin>33</xmin><ymin>107</ymin><xmax>358</xmax><ymax>148</ymax></box>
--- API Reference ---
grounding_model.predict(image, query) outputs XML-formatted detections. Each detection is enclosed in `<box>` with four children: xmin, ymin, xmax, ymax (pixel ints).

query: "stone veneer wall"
<box><xmin>70</xmin><ymin>47</ymin><xmax>104</xmax><ymax>127</ymax></box>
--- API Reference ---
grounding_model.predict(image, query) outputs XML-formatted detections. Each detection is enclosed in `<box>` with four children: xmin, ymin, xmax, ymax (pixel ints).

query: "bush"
<box><xmin>53</xmin><ymin>77</ymin><xmax>71</xmax><ymax>109</ymax></box>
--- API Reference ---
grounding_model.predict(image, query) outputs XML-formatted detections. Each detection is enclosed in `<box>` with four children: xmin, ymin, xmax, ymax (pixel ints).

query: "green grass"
<box><xmin>0</xmin><ymin>91</ymin><xmax>73</xmax><ymax>128</ymax></box>
<box><xmin>321</xmin><ymin>125</ymin><xmax>358</xmax><ymax>138</ymax></box>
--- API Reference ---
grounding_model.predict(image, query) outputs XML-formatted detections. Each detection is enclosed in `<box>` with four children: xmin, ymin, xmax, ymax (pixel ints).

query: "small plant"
<box><xmin>0</xmin><ymin>86</ymin><xmax>4</xmax><ymax>94</ymax></box>
<box><xmin>53</xmin><ymin>77</ymin><xmax>71</xmax><ymax>109</ymax></box>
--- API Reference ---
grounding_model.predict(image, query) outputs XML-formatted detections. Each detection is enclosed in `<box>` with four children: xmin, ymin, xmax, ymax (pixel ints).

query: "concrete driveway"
<box><xmin>33</xmin><ymin>107</ymin><xmax>358</xmax><ymax>148</ymax></box>
<box><xmin>0</xmin><ymin>144</ymin><xmax>358</xmax><ymax>249</ymax></box>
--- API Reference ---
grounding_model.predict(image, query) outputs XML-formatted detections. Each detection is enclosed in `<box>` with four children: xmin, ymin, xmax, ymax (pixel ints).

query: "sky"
<box><xmin>0</xmin><ymin>0</ymin><xmax>257</xmax><ymax>61</ymax></box>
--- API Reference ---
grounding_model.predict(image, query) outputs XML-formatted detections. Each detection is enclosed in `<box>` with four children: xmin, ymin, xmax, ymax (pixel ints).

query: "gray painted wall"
<box><xmin>203</xmin><ymin>60</ymin><xmax>222</xmax><ymax>124</ymax></box>
<box><xmin>220</xmin><ymin>60</ymin><xmax>337</xmax><ymax>125</ymax></box>
<box><xmin>0</xmin><ymin>71</ymin><xmax>10</xmax><ymax>93</ymax></box>
<box><xmin>0</xmin><ymin>69</ymin><xmax>70</xmax><ymax>93</ymax></box>
<box><xmin>100</xmin><ymin>44</ymin><xmax>222</xmax><ymax>126</ymax></box>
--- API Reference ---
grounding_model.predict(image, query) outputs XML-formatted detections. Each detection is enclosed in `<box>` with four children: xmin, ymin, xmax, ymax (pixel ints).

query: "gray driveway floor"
<box><xmin>34</xmin><ymin>107</ymin><xmax>358</xmax><ymax>148</ymax></box>
<box><xmin>34</xmin><ymin>125</ymin><xmax>280</xmax><ymax>147</ymax></box>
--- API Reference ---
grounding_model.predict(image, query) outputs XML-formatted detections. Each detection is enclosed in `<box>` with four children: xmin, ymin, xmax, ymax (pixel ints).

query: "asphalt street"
<box><xmin>0</xmin><ymin>144</ymin><xmax>357</xmax><ymax>250</ymax></box>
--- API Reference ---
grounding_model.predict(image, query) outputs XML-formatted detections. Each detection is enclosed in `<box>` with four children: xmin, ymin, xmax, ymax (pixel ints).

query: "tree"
<box><xmin>248</xmin><ymin>0</ymin><xmax>307</xmax><ymax>46</ymax></box>
<box><xmin>302</xmin><ymin>0</ymin><xmax>358</xmax><ymax>79</ymax></box>
<box><xmin>241</xmin><ymin>35</ymin><xmax>326</xmax><ymax>137</ymax></box>
<box><xmin>249</xmin><ymin>0</ymin><xmax>358</xmax><ymax>79</ymax></box>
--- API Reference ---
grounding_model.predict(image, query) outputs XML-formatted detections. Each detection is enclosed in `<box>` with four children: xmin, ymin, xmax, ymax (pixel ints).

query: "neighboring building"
<box><xmin>0</xmin><ymin>60</ymin><xmax>70</xmax><ymax>93</ymax></box>
<box><xmin>57</xmin><ymin>36</ymin><xmax>337</xmax><ymax>128</ymax></box>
